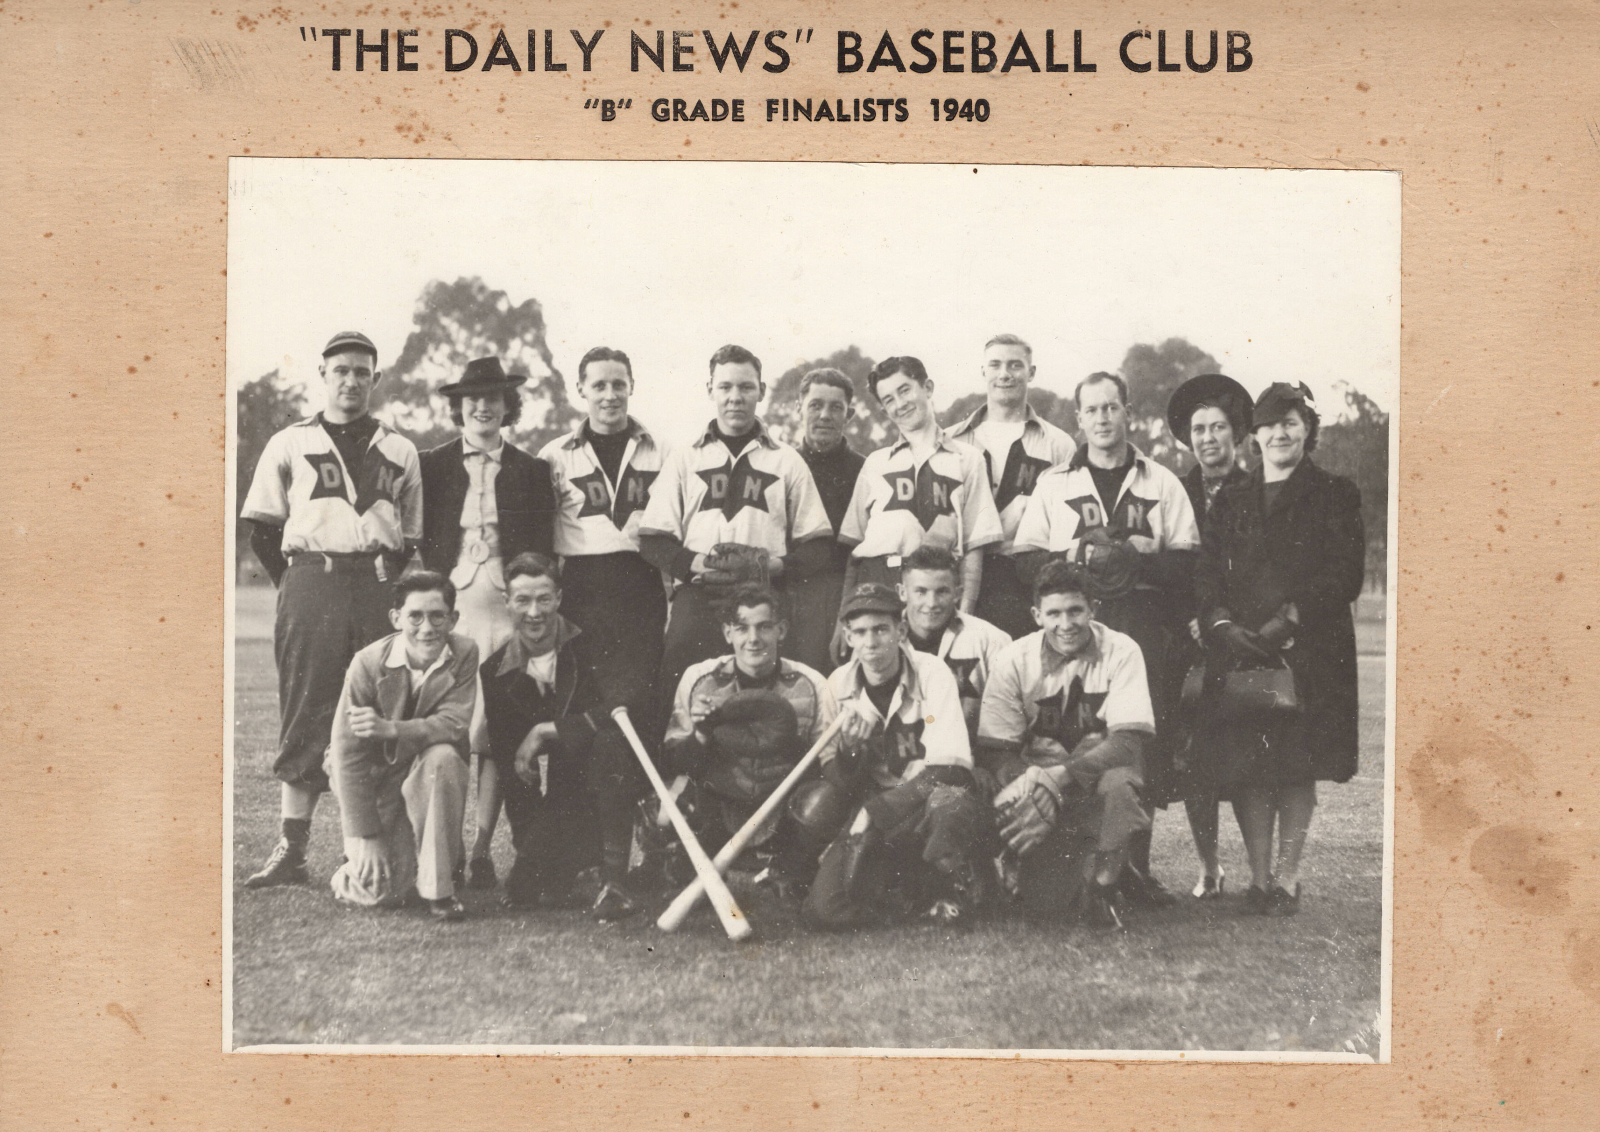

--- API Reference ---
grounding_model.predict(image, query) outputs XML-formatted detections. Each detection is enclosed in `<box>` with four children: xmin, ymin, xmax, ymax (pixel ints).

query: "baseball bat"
<box><xmin>657</xmin><ymin>711</ymin><xmax>849</xmax><ymax>933</ymax></box>
<box><xmin>610</xmin><ymin>706</ymin><xmax>754</xmax><ymax>943</ymax></box>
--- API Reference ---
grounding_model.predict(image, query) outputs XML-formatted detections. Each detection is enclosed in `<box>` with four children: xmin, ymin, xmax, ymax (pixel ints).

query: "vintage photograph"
<box><xmin>225</xmin><ymin>159</ymin><xmax>1397</xmax><ymax>1057</ymax></box>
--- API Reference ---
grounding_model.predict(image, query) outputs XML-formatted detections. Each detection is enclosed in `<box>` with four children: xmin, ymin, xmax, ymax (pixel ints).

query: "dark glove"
<box><xmin>1212</xmin><ymin>621</ymin><xmax>1274</xmax><ymax>662</ymax></box>
<box><xmin>1257</xmin><ymin>616</ymin><xmax>1294</xmax><ymax>649</ymax></box>
<box><xmin>1076</xmin><ymin>527</ymin><xmax>1140</xmax><ymax>599</ymax></box>
<box><xmin>699</xmin><ymin>542</ymin><xmax>771</xmax><ymax>590</ymax></box>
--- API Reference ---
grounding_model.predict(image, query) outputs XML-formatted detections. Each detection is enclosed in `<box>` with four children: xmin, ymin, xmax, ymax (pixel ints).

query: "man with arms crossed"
<box><xmin>977</xmin><ymin>561</ymin><xmax>1156</xmax><ymax>929</ymax></box>
<box><xmin>800</xmin><ymin>583</ymin><xmax>988</xmax><ymax>929</ymax></box>
<box><xmin>639</xmin><ymin>344</ymin><xmax>833</xmax><ymax>696</ymax></box>
<box><xmin>326</xmin><ymin>571</ymin><xmax>477</xmax><ymax>921</ymax></box>
<box><xmin>786</xmin><ymin>368</ymin><xmax>865</xmax><ymax>673</ymax></box>
<box><xmin>240</xmin><ymin>331</ymin><xmax>423</xmax><ymax>889</ymax></box>
<box><xmin>1012</xmin><ymin>371</ymin><xmax>1200</xmax><ymax>906</ymax></box>
<box><xmin>946</xmin><ymin>334</ymin><xmax>1077</xmax><ymax>640</ymax></box>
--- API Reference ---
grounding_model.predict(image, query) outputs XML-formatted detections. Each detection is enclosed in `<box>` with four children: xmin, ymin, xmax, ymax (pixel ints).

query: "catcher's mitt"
<box><xmin>700</xmin><ymin>689</ymin><xmax>802</xmax><ymax>808</ymax></box>
<box><xmin>698</xmin><ymin>541</ymin><xmax>771</xmax><ymax>590</ymax></box>
<box><xmin>1074</xmin><ymin>526</ymin><xmax>1140</xmax><ymax>600</ymax></box>
<box><xmin>993</xmin><ymin>765</ymin><xmax>1065</xmax><ymax>856</ymax></box>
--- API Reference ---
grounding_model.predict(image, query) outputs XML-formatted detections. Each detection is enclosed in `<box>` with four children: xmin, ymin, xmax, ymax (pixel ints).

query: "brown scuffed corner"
<box><xmin>1468</xmin><ymin>824</ymin><xmax>1575</xmax><ymax>909</ymax></box>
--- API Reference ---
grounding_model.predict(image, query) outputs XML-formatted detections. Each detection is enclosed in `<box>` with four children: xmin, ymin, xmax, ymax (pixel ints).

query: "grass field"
<box><xmin>230</xmin><ymin>585</ymin><xmax>1387</xmax><ymax>1053</ymax></box>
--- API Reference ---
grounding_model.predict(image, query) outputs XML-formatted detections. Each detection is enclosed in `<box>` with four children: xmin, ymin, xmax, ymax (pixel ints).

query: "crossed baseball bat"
<box><xmin>612</xmin><ymin>705</ymin><xmax>849</xmax><ymax>940</ymax></box>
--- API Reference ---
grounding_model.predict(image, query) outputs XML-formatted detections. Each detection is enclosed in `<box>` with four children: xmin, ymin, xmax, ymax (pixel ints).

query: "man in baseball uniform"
<box><xmin>897</xmin><ymin>544</ymin><xmax>1013</xmax><ymax>743</ymax></box>
<box><xmin>977</xmin><ymin>561</ymin><xmax>1157</xmax><ymax>929</ymax></box>
<box><xmin>639</xmin><ymin>344</ymin><xmax>834</xmax><ymax>697</ymax></box>
<box><xmin>325</xmin><ymin>571</ymin><xmax>477</xmax><ymax>922</ymax></box>
<box><xmin>800</xmin><ymin>583</ymin><xmax>988</xmax><ymax>930</ymax></box>
<box><xmin>946</xmin><ymin>334</ymin><xmax>1077</xmax><ymax>640</ymax></box>
<box><xmin>836</xmin><ymin>356</ymin><xmax>1002</xmax><ymax>657</ymax></box>
<box><xmin>240</xmin><ymin>331</ymin><xmax>423</xmax><ymax>889</ymax></box>
<box><xmin>660</xmin><ymin>585</ymin><xmax>838</xmax><ymax>898</ymax></box>
<box><xmin>1011</xmin><ymin>371</ymin><xmax>1200</xmax><ymax>906</ymax></box>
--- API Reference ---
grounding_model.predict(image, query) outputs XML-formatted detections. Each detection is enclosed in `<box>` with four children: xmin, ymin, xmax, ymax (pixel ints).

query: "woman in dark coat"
<box><xmin>419</xmin><ymin>356</ymin><xmax>558</xmax><ymax>888</ymax></box>
<box><xmin>1195</xmin><ymin>382</ymin><xmax>1364</xmax><ymax>916</ymax></box>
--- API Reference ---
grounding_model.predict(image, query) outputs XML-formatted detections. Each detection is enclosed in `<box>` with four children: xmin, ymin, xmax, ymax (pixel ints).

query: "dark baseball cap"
<box><xmin>1252</xmin><ymin>382</ymin><xmax>1318</xmax><ymax>427</ymax></box>
<box><xmin>322</xmin><ymin>330</ymin><xmax>378</xmax><ymax>360</ymax></box>
<box><xmin>838</xmin><ymin>582</ymin><xmax>904</xmax><ymax>621</ymax></box>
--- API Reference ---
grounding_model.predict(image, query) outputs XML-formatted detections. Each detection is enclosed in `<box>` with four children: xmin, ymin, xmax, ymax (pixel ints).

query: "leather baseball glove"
<box><xmin>699</xmin><ymin>542</ymin><xmax>771</xmax><ymax>590</ymax></box>
<box><xmin>993</xmin><ymin>765</ymin><xmax>1067</xmax><ymax>856</ymax></box>
<box><xmin>1075</xmin><ymin>526</ymin><xmax>1140</xmax><ymax>600</ymax></box>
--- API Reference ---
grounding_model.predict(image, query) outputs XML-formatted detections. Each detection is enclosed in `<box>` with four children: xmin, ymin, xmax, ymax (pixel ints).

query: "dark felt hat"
<box><xmin>439</xmin><ymin>356</ymin><xmax>528</xmax><ymax>397</ymax></box>
<box><xmin>322</xmin><ymin>330</ymin><xmax>378</xmax><ymax>360</ymax></box>
<box><xmin>1252</xmin><ymin>381</ymin><xmax>1319</xmax><ymax>428</ymax></box>
<box><xmin>839</xmin><ymin>582</ymin><xmax>904</xmax><ymax>622</ymax></box>
<box><xmin>1166</xmin><ymin>373</ymin><xmax>1252</xmax><ymax>448</ymax></box>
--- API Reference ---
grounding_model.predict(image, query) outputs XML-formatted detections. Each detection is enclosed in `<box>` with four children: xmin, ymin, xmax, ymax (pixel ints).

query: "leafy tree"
<box><xmin>1118</xmin><ymin>338</ymin><xmax>1223</xmax><ymax>472</ymax></box>
<box><xmin>939</xmin><ymin>388</ymin><xmax>1078</xmax><ymax>435</ymax></box>
<box><xmin>763</xmin><ymin>345</ymin><xmax>894</xmax><ymax>451</ymax></box>
<box><xmin>374</xmin><ymin>276</ymin><xmax>581</xmax><ymax>454</ymax></box>
<box><xmin>1314</xmin><ymin>383</ymin><xmax>1390</xmax><ymax>587</ymax></box>
<box><xmin>234</xmin><ymin>369</ymin><xmax>307</xmax><ymax>572</ymax></box>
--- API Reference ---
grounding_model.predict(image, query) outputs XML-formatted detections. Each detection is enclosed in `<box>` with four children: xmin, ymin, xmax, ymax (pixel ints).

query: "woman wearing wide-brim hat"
<box><xmin>1166</xmin><ymin>373</ymin><xmax>1254</xmax><ymax>900</ymax></box>
<box><xmin>1193</xmin><ymin>381</ymin><xmax>1365</xmax><ymax>916</ymax></box>
<box><xmin>418</xmin><ymin>356</ymin><xmax>558</xmax><ymax>890</ymax></box>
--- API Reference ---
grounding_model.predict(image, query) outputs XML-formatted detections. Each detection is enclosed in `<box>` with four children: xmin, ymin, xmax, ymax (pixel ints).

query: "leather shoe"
<box><xmin>244</xmin><ymin>838</ymin><xmax>308</xmax><ymax>888</ymax></box>
<box><xmin>465</xmin><ymin>856</ymin><xmax>498</xmax><ymax>890</ymax></box>
<box><xmin>428</xmin><ymin>895</ymin><xmax>466</xmax><ymax>922</ymax></box>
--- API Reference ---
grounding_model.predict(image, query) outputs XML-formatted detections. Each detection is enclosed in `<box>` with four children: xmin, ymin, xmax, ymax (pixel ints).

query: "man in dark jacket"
<box><xmin>480</xmin><ymin>552</ymin><xmax>654</xmax><ymax>920</ymax></box>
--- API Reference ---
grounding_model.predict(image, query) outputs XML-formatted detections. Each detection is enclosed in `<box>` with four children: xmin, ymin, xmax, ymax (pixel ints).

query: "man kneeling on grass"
<box><xmin>799</xmin><ymin>583</ymin><xmax>989</xmax><ymax>929</ymax></box>
<box><xmin>327</xmin><ymin>571</ymin><xmax>478</xmax><ymax>922</ymax></box>
<box><xmin>976</xmin><ymin>561</ymin><xmax>1156</xmax><ymax>930</ymax></box>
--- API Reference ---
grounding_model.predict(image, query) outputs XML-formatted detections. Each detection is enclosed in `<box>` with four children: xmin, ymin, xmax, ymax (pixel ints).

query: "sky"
<box><xmin>227</xmin><ymin>160</ymin><xmax>1399</xmax><ymax>442</ymax></box>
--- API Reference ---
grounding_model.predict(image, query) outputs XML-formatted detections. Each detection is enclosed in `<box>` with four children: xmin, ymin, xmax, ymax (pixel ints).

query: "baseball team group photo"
<box><xmin>226</xmin><ymin>161</ymin><xmax>1396</xmax><ymax>1055</ymax></box>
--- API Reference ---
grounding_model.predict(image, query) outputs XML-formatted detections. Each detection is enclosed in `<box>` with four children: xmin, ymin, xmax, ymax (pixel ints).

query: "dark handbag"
<box><xmin>1181</xmin><ymin>656</ymin><xmax>1300</xmax><ymax>723</ymax></box>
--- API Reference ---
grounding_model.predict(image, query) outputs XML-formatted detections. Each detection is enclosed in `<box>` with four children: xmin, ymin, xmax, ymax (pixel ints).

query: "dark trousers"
<box><xmin>974</xmin><ymin>552</ymin><xmax>1036</xmax><ymax>641</ymax></box>
<box><xmin>803</xmin><ymin>774</ymin><xmax>985</xmax><ymax>930</ymax></box>
<box><xmin>272</xmin><ymin>555</ymin><xmax>393</xmax><ymax>791</ymax></box>
<box><xmin>500</xmin><ymin>727</ymin><xmax>644</xmax><ymax>902</ymax></box>
<box><xmin>1015</xmin><ymin>767</ymin><xmax>1151</xmax><ymax>921</ymax></box>
<box><xmin>784</xmin><ymin>568</ymin><xmax>846</xmax><ymax>675</ymax></box>
<box><xmin>1096</xmin><ymin>589</ymin><xmax>1182</xmax><ymax>808</ymax></box>
<box><xmin>561</xmin><ymin>552</ymin><xmax>667</xmax><ymax>682</ymax></box>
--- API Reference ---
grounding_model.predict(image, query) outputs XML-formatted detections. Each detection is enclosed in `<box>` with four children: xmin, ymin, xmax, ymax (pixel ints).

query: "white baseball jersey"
<box><xmin>638</xmin><ymin>422</ymin><xmax>832</xmax><ymax>558</ymax></box>
<box><xmin>1012</xmin><ymin>445</ymin><xmax>1200</xmax><ymax>564</ymax></box>
<box><xmin>539</xmin><ymin>417</ymin><xmax>667</xmax><ymax>557</ymax></box>
<box><xmin>241</xmin><ymin>415</ymin><xmax>422</xmax><ymax>554</ymax></box>
<box><xmin>911</xmin><ymin>612</ymin><xmax>1014</xmax><ymax>735</ymax></box>
<box><xmin>946</xmin><ymin>404</ymin><xmax>1077</xmax><ymax>554</ymax></box>
<box><xmin>839</xmin><ymin>431</ymin><xmax>1003</xmax><ymax>560</ymax></box>
<box><xmin>827</xmin><ymin>646</ymin><xmax>972</xmax><ymax>788</ymax></box>
<box><xmin>978</xmin><ymin>623</ymin><xmax>1155</xmax><ymax>763</ymax></box>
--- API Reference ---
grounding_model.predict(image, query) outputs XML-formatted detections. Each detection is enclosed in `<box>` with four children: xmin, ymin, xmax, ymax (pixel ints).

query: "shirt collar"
<box><xmin>948</xmin><ymin>402</ymin><xmax>1041</xmax><ymax>438</ymax></box>
<box><xmin>495</xmin><ymin>616</ymin><xmax>582</xmax><ymax>678</ymax></box>
<box><xmin>848</xmin><ymin>645</ymin><xmax>920</xmax><ymax>702</ymax></box>
<box><xmin>1067</xmin><ymin>442</ymin><xmax>1147</xmax><ymax>474</ymax></box>
<box><xmin>694</xmin><ymin>419</ymin><xmax>776</xmax><ymax>450</ymax></box>
<box><xmin>1038</xmin><ymin>623</ymin><xmax>1104</xmax><ymax>673</ymax></box>
<box><xmin>385</xmin><ymin>635</ymin><xmax>454</xmax><ymax>678</ymax></box>
<box><xmin>562</xmin><ymin>416</ymin><xmax>653</xmax><ymax>450</ymax></box>
<box><xmin>462</xmin><ymin>434</ymin><xmax>504</xmax><ymax>460</ymax></box>
<box><xmin>888</xmin><ymin>426</ymin><xmax>958</xmax><ymax>457</ymax></box>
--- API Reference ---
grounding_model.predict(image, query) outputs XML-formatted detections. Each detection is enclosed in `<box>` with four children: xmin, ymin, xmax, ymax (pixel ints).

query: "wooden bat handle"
<box><xmin>657</xmin><ymin>711</ymin><xmax>849</xmax><ymax>932</ymax></box>
<box><xmin>611</xmin><ymin>706</ymin><xmax>753</xmax><ymax>942</ymax></box>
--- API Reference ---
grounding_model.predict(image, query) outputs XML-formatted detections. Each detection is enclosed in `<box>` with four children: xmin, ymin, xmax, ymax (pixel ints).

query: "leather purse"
<box><xmin>1181</xmin><ymin>656</ymin><xmax>1300</xmax><ymax>723</ymax></box>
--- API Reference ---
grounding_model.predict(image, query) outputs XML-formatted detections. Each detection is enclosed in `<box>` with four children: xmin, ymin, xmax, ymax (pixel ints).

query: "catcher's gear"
<box><xmin>788</xmin><ymin>778</ymin><xmax>852</xmax><ymax>843</ymax></box>
<box><xmin>698</xmin><ymin>542</ymin><xmax>772</xmax><ymax>590</ymax></box>
<box><xmin>993</xmin><ymin>765</ymin><xmax>1067</xmax><ymax>856</ymax></box>
<box><xmin>699</xmin><ymin>691</ymin><xmax>803</xmax><ymax>842</ymax></box>
<box><xmin>1074</xmin><ymin>526</ymin><xmax>1140</xmax><ymax>600</ymax></box>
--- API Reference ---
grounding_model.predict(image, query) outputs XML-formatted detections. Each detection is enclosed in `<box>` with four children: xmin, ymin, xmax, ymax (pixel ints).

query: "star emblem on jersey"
<box><xmin>696</xmin><ymin>459</ymin><xmax>777</xmax><ymax>521</ymax></box>
<box><xmin>881</xmin><ymin>463</ymin><xmax>963</xmax><ymax>531</ymax></box>
<box><xmin>304</xmin><ymin>453</ymin><xmax>349</xmax><ymax>502</ymax></box>
<box><xmin>1062</xmin><ymin>490</ymin><xmax>1158</xmax><ymax>539</ymax></box>
<box><xmin>573</xmin><ymin>466</ymin><xmax>659</xmax><ymax>529</ymax></box>
<box><xmin>352</xmin><ymin>449</ymin><xmax>405</xmax><ymax>515</ymax></box>
<box><xmin>860</xmin><ymin>716</ymin><xmax>926</xmax><ymax>780</ymax></box>
<box><xmin>1033</xmin><ymin>675</ymin><xmax>1108</xmax><ymax>751</ymax></box>
<box><xmin>993</xmin><ymin>447</ymin><xmax>1053</xmax><ymax>513</ymax></box>
<box><xmin>945</xmin><ymin>656</ymin><xmax>983</xmax><ymax>699</ymax></box>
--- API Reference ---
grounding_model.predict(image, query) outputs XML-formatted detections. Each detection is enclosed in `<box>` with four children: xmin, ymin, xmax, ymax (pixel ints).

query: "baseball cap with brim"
<box><xmin>1252</xmin><ymin>382</ymin><xmax>1318</xmax><ymax>428</ymax></box>
<box><xmin>838</xmin><ymin>582</ymin><xmax>904</xmax><ymax>621</ymax></box>
<box><xmin>1166</xmin><ymin>373</ymin><xmax>1252</xmax><ymax>448</ymax></box>
<box><xmin>439</xmin><ymin>356</ymin><xmax>529</xmax><ymax>397</ymax></box>
<box><xmin>322</xmin><ymin>330</ymin><xmax>378</xmax><ymax>360</ymax></box>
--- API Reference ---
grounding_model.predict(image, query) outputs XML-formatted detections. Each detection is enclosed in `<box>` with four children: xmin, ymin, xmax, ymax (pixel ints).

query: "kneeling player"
<box><xmin>326</xmin><ymin>571</ymin><xmax>478</xmax><ymax>922</ymax></box>
<box><xmin>660</xmin><ymin>585</ymin><xmax>838</xmax><ymax>898</ymax></box>
<box><xmin>976</xmin><ymin>561</ymin><xmax>1156</xmax><ymax>929</ymax></box>
<box><xmin>801</xmin><ymin>584</ymin><xmax>988</xmax><ymax>929</ymax></box>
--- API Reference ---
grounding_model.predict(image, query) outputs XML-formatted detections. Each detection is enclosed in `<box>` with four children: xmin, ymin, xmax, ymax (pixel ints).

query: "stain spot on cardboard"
<box><xmin>1469</xmin><ymin>824</ymin><xmax>1573</xmax><ymax>909</ymax></box>
<box><xmin>106</xmin><ymin>1002</ymin><xmax>141</xmax><ymax>1035</ymax></box>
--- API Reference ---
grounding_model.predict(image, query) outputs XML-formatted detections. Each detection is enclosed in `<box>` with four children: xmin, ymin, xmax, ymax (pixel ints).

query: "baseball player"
<box><xmin>976</xmin><ymin>561</ymin><xmax>1157</xmax><ymax>929</ymax></box>
<box><xmin>638</xmin><ymin>344</ymin><xmax>834</xmax><ymax>698</ymax></box>
<box><xmin>239</xmin><ymin>330</ymin><xmax>423</xmax><ymax>889</ymax></box>
<box><xmin>1011</xmin><ymin>370</ymin><xmax>1200</xmax><ymax>906</ymax></box>
<box><xmin>799</xmin><ymin>583</ymin><xmax>988</xmax><ymax>930</ymax></box>
<box><xmin>325</xmin><ymin>571</ymin><xmax>477</xmax><ymax>921</ymax></box>
<box><xmin>1165</xmin><ymin>373</ymin><xmax>1254</xmax><ymax>899</ymax></box>
<box><xmin>946</xmin><ymin>334</ymin><xmax>1077</xmax><ymax>640</ymax></box>
<box><xmin>897</xmin><ymin>544</ymin><xmax>1013</xmax><ymax>742</ymax></box>
<box><xmin>835</xmin><ymin>356</ymin><xmax>1002</xmax><ymax>658</ymax></box>
<box><xmin>660</xmin><ymin>584</ymin><xmax>838</xmax><ymax>898</ymax></box>
<box><xmin>786</xmin><ymin>368</ymin><xmax>866</xmax><ymax>674</ymax></box>
<box><xmin>479</xmin><ymin>553</ymin><xmax>655</xmax><ymax>919</ymax></box>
